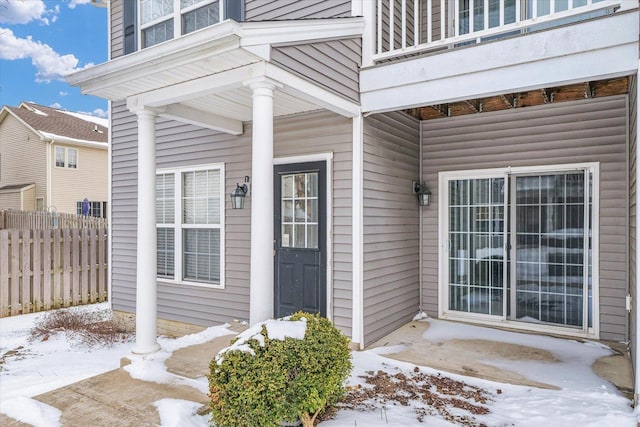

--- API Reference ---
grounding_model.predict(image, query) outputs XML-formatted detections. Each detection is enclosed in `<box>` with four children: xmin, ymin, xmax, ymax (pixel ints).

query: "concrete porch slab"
<box><xmin>366</xmin><ymin>319</ymin><xmax>633</xmax><ymax>397</ymax></box>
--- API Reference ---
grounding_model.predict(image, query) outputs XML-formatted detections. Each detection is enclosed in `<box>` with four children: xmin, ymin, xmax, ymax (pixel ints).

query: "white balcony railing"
<box><xmin>374</xmin><ymin>0</ymin><xmax>626</xmax><ymax>61</ymax></box>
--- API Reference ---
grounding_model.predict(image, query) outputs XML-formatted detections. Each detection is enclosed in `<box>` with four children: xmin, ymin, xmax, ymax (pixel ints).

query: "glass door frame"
<box><xmin>438</xmin><ymin>162</ymin><xmax>600</xmax><ymax>338</ymax></box>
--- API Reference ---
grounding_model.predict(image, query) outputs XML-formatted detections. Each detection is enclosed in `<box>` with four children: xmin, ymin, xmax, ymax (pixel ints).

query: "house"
<box><xmin>69</xmin><ymin>0</ymin><xmax>640</xmax><ymax>402</ymax></box>
<box><xmin>0</xmin><ymin>102</ymin><xmax>109</xmax><ymax>217</ymax></box>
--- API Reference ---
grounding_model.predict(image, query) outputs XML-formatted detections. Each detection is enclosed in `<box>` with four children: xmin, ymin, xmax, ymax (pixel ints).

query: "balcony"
<box><xmin>374</xmin><ymin>0</ymin><xmax>632</xmax><ymax>61</ymax></box>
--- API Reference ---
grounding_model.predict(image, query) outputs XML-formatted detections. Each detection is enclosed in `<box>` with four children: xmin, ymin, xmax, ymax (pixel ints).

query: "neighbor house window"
<box><xmin>136</xmin><ymin>0</ymin><xmax>243</xmax><ymax>50</ymax></box>
<box><xmin>77</xmin><ymin>200</ymin><xmax>107</xmax><ymax>218</ymax></box>
<box><xmin>36</xmin><ymin>197</ymin><xmax>44</xmax><ymax>211</ymax></box>
<box><xmin>55</xmin><ymin>147</ymin><xmax>78</xmax><ymax>169</ymax></box>
<box><xmin>156</xmin><ymin>164</ymin><xmax>224</xmax><ymax>287</ymax></box>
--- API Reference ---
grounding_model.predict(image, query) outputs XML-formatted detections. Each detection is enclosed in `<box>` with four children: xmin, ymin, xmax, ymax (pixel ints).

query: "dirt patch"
<box><xmin>329</xmin><ymin>363</ymin><xmax>494</xmax><ymax>426</ymax></box>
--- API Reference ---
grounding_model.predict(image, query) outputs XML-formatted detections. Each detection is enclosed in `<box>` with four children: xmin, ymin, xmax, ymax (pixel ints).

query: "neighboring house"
<box><xmin>69</xmin><ymin>0</ymin><xmax>639</xmax><ymax>401</ymax></box>
<box><xmin>0</xmin><ymin>102</ymin><xmax>109</xmax><ymax>216</ymax></box>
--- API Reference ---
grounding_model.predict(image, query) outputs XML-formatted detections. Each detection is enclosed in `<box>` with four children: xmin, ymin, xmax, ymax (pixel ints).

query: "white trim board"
<box><xmin>273</xmin><ymin>153</ymin><xmax>334</xmax><ymax>323</ymax></box>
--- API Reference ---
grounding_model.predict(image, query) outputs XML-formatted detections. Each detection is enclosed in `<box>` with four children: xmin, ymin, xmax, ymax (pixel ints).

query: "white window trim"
<box><xmin>437</xmin><ymin>162</ymin><xmax>600</xmax><ymax>339</ymax></box>
<box><xmin>156</xmin><ymin>162</ymin><xmax>226</xmax><ymax>289</ymax></box>
<box><xmin>54</xmin><ymin>146</ymin><xmax>79</xmax><ymax>169</ymax></box>
<box><xmin>138</xmin><ymin>0</ymin><xmax>220</xmax><ymax>49</ymax></box>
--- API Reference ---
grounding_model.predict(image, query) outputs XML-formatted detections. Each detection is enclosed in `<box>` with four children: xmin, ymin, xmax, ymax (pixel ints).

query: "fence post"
<box><xmin>81</xmin><ymin>228</ymin><xmax>89</xmax><ymax>304</ymax></box>
<box><xmin>43</xmin><ymin>230</ymin><xmax>52</xmax><ymax>310</ymax></box>
<box><xmin>98</xmin><ymin>228</ymin><xmax>106</xmax><ymax>301</ymax></box>
<box><xmin>20</xmin><ymin>230</ymin><xmax>32</xmax><ymax>314</ymax></box>
<box><xmin>63</xmin><ymin>228</ymin><xmax>72</xmax><ymax>307</ymax></box>
<box><xmin>89</xmin><ymin>228</ymin><xmax>97</xmax><ymax>303</ymax></box>
<box><xmin>0</xmin><ymin>231</ymin><xmax>9</xmax><ymax>316</ymax></box>
<box><xmin>32</xmin><ymin>230</ymin><xmax>42</xmax><ymax>312</ymax></box>
<box><xmin>52</xmin><ymin>229</ymin><xmax>62</xmax><ymax>308</ymax></box>
<box><xmin>10</xmin><ymin>230</ymin><xmax>20</xmax><ymax>315</ymax></box>
<box><xmin>72</xmin><ymin>229</ymin><xmax>80</xmax><ymax>305</ymax></box>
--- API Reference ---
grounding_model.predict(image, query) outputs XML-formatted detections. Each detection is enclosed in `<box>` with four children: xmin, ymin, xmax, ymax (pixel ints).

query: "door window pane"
<box><xmin>281</xmin><ymin>172</ymin><xmax>319</xmax><ymax>249</ymax></box>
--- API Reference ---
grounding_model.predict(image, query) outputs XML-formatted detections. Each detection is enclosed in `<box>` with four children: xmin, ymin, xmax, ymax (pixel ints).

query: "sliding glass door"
<box><xmin>444</xmin><ymin>166</ymin><xmax>593</xmax><ymax>332</ymax></box>
<box><xmin>511</xmin><ymin>171</ymin><xmax>592</xmax><ymax>328</ymax></box>
<box><xmin>448</xmin><ymin>177</ymin><xmax>506</xmax><ymax>316</ymax></box>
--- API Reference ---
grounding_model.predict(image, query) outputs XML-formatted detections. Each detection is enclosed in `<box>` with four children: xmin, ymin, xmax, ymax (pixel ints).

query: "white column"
<box><xmin>132</xmin><ymin>108</ymin><xmax>160</xmax><ymax>354</ymax></box>
<box><xmin>249</xmin><ymin>80</ymin><xmax>277</xmax><ymax>324</ymax></box>
<box><xmin>635</xmin><ymin>63</ymin><xmax>640</xmax><ymax>406</ymax></box>
<box><xmin>352</xmin><ymin>114</ymin><xmax>364</xmax><ymax>349</ymax></box>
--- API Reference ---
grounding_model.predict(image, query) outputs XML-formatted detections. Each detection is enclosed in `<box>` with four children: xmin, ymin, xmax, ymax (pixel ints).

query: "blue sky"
<box><xmin>0</xmin><ymin>0</ymin><xmax>109</xmax><ymax>117</ymax></box>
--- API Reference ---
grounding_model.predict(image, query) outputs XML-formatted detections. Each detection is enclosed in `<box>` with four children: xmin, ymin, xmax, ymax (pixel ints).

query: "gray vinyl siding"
<box><xmin>270</xmin><ymin>38</ymin><xmax>361</xmax><ymax>103</ymax></box>
<box><xmin>111</xmin><ymin>0</ymin><xmax>124</xmax><ymax>59</ymax></box>
<box><xmin>421</xmin><ymin>95</ymin><xmax>629</xmax><ymax>341</ymax></box>
<box><xmin>629</xmin><ymin>75</ymin><xmax>637</xmax><ymax>371</ymax></box>
<box><xmin>110</xmin><ymin>101</ymin><xmax>138</xmax><ymax>313</ymax></box>
<box><xmin>110</xmin><ymin>107</ymin><xmax>353</xmax><ymax>333</ymax></box>
<box><xmin>245</xmin><ymin>0</ymin><xmax>351</xmax><ymax>20</ymax></box>
<box><xmin>362</xmin><ymin>112</ymin><xmax>420</xmax><ymax>345</ymax></box>
<box><xmin>273</xmin><ymin>111</ymin><xmax>354</xmax><ymax>337</ymax></box>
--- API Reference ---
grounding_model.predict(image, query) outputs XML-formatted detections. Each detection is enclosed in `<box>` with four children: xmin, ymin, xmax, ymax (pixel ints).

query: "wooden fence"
<box><xmin>0</xmin><ymin>210</ymin><xmax>108</xmax><ymax>230</ymax></box>
<box><xmin>0</xmin><ymin>228</ymin><xmax>108</xmax><ymax>317</ymax></box>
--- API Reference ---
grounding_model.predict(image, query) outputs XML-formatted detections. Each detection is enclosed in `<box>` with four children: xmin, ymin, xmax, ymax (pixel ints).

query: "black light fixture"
<box><xmin>230</xmin><ymin>176</ymin><xmax>250</xmax><ymax>209</ymax></box>
<box><xmin>412</xmin><ymin>180</ymin><xmax>431</xmax><ymax>207</ymax></box>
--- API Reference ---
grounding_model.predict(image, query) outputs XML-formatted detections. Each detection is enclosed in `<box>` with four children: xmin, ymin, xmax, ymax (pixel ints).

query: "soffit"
<box><xmin>67</xmin><ymin>19</ymin><xmax>363</xmax><ymax>123</ymax></box>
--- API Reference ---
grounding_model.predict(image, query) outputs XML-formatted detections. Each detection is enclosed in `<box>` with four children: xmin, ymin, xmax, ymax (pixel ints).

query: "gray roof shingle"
<box><xmin>6</xmin><ymin>103</ymin><xmax>108</xmax><ymax>144</ymax></box>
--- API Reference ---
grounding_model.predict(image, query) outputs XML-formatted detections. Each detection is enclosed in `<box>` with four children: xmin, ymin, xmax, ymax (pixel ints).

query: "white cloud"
<box><xmin>0</xmin><ymin>27</ymin><xmax>94</xmax><ymax>83</ymax></box>
<box><xmin>87</xmin><ymin>108</ymin><xmax>108</xmax><ymax>119</ymax></box>
<box><xmin>68</xmin><ymin>0</ymin><xmax>93</xmax><ymax>9</ymax></box>
<box><xmin>0</xmin><ymin>0</ymin><xmax>59</xmax><ymax>25</ymax></box>
<box><xmin>49</xmin><ymin>102</ymin><xmax>62</xmax><ymax>109</ymax></box>
<box><xmin>59</xmin><ymin>91</ymin><xmax>68</xmax><ymax>97</ymax></box>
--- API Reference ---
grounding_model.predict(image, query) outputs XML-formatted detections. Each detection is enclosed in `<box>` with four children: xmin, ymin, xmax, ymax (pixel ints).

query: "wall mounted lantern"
<box><xmin>230</xmin><ymin>176</ymin><xmax>250</xmax><ymax>209</ymax></box>
<box><xmin>412</xmin><ymin>180</ymin><xmax>431</xmax><ymax>207</ymax></box>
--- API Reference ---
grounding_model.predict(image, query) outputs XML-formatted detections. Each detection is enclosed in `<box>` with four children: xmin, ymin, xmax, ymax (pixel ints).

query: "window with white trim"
<box><xmin>77</xmin><ymin>201</ymin><xmax>108</xmax><ymax>218</ymax></box>
<box><xmin>55</xmin><ymin>147</ymin><xmax>78</xmax><ymax>169</ymax></box>
<box><xmin>137</xmin><ymin>0</ymin><xmax>244</xmax><ymax>49</ymax></box>
<box><xmin>156</xmin><ymin>165</ymin><xmax>224</xmax><ymax>287</ymax></box>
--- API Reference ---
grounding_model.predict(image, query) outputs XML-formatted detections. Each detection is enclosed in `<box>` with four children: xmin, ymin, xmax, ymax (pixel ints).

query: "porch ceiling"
<box><xmin>67</xmin><ymin>18</ymin><xmax>363</xmax><ymax>131</ymax></box>
<box><xmin>410</xmin><ymin>77</ymin><xmax>630</xmax><ymax>120</ymax></box>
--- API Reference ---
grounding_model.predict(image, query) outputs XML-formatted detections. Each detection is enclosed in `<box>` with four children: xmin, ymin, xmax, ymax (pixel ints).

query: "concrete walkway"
<box><xmin>1</xmin><ymin>330</ymin><xmax>240</xmax><ymax>427</ymax></box>
<box><xmin>0</xmin><ymin>319</ymin><xmax>633</xmax><ymax>426</ymax></box>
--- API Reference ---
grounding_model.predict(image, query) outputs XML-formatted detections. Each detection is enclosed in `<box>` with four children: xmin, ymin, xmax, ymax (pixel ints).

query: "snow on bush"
<box><xmin>208</xmin><ymin>312</ymin><xmax>352</xmax><ymax>427</ymax></box>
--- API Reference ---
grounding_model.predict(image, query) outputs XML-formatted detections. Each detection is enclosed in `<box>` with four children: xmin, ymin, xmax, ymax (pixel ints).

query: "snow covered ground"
<box><xmin>1</xmin><ymin>305</ymin><xmax>638</xmax><ymax>426</ymax></box>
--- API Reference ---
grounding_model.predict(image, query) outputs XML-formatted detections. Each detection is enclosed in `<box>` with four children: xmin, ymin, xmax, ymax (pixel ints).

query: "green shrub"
<box><xmin>208</xmin><ymin>312</ymin><xmax>352</xmax><ymax>427</ymax></box>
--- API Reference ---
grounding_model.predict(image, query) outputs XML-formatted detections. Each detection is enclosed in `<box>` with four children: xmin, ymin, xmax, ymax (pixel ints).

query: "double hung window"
<box><xmin>137</xmin><ymin>0</ymin><xmax>244</xmax><ymax>49</ymax></box>
<box><xmin>55</xmin><ymin>147</ymin><xmax>78</xmax><ymax>169</ymax></box>
<box><xmin>156</xmin><ymin>164</ymin><xmax>224</xmax><ymax>288</ymax></box>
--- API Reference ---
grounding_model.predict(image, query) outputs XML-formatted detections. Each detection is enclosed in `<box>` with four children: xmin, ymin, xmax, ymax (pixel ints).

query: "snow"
<box><xmin>59</xmin><ymin>110</ymin><xmax>108</xmax><ymax>128</ymax></box>
<box><xmin>1</xmin><ymin>306</ymin><xmax>638</xmax><ymax>427</ymax></box>
<box><xmin>216</xmin><ymin>317</ymin><xmax>307</xmax><ymax>364</ymax></box>
<box><xmin>154</xmin><ymin>399</ymin><xmax>208</xmax><ymax>427</ymax></box>
<box><xmin>123</xmin><ymin>325</ymin><xmax>234</xmax><ymax>394</ymax></box>
<box><xmin>0</xmin><ymin>397</ymin><xmax>61</xmax><ymax>427</ymax></box>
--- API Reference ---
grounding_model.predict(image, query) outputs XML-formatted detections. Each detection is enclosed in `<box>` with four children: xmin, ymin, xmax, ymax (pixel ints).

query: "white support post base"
<box><xmin>132</xmin><ymin>108</ymin><xmax>160</xmax><ymax>355</ymax></box>
<box><xmin>248</xmin><ymin>79</ymin><xmax>278</xmax><ymax>325</ymax></box>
